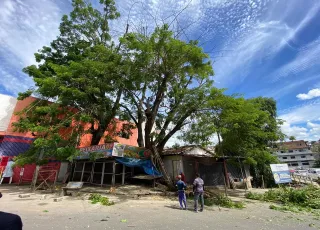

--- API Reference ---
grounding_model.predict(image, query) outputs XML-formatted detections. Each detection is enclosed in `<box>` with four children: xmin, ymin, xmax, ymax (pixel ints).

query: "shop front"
<box><xmin>71</xmin><ymin>143</ymin><xmax>161</xmax><ymax>186</ymax></box>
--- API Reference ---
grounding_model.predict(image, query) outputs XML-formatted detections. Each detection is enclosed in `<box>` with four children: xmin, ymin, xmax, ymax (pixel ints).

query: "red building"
<box><xmin>0</xmin><ymin>94</ymin><xmax>138</xmax><ymax>184</ymax></box>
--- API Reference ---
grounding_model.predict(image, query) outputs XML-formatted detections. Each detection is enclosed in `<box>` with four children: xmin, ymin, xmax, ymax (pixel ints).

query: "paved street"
<box><xmin>1</xmin><ymin>186</ymin><xmax>320</xmax><ymax>230</ymax></box>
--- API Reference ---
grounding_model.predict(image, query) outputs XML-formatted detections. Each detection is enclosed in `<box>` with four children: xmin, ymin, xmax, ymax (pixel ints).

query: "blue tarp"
<box><xmin>115</xmin><ymin>158</ymin><xmax>162</xmax><ymax>176</ymax></box>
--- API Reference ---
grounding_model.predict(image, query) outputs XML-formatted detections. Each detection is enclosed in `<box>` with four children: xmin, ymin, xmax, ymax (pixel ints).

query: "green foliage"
<box><xmin>313</xmin><ymin>159</ymin><xmax>320</xmax><ymax>168</ymax></box>
<box><xmin>19</xmin><ymin>0</ymin><xmax>124</xmax><ymax>149</ymax></box>
<box><xmin>181</xmin><ymin>95</ymin><xmax>282</xmax><ymax>187</ymax></box>
<box><xmin>205</xmin><ymin>194</ymin><xmax>245</xmax><ymax>209</ymax></box>
<box><xmin>245</xmin><ymin>192</ymin><xmax>264</xmax><ymax>200</ymax></box>
<box><xmin>120</xmin><ymin>24</ymin><xmax>214</xmax><ymax>151</ymax></box>
<box><xmin>246</xmin><ymin>186</ymin><xmax>320</xmax><ymax>211</ymax></box>
<box><xmin>89</xmin><ymin>194</ymin><xmax>114</xmax><ymax>206</ymax></box>
<box><xmin>289</xmin><ymin>136</ymin><xmax>296</xmax><ymax>141</ymax></box>
<box><xmin>12</xmin><ymin>99</ymin><xmax>82</xmax><ymax>166</ymax></box>
<box><xmin>13</xmin><ymin>0</ymin><xmax>130</xmax><ymax>165</ymax></box>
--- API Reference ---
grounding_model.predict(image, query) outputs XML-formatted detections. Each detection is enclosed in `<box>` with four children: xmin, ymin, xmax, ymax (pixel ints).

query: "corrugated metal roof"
<box><xmin>0</xmin><ymin>135</ymin><xmax>34</xmax><ymax>157</ymax></box>
<box><xmin>162</xmin><ymin>145</ymin><xmax>214</xmax><ymax>157</ymax></box>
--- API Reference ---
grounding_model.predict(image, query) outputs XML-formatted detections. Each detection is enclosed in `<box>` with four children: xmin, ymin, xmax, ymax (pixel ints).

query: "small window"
<box><xmin>282</xmin><ymin>157</ymin><xmax>287</xmax><ymax>159</ymax></box>
<box><xmin>301</xmin><ymin>156</ymin><xmax>306</xmax><ymax>158</ymax></box>
<box><xmin>289</xmin><ymin>150</ymin><xmax>293</xmax><ymax>153</ymax></box>
<box><xmin>302</xmin><ymin>162</ymin><xmax>309</xmax><ymax>166</ymax></box>
<box><xmin>291</xmin><ymin>163</ymin><xmax>299</xmax><ymax>166</ymax></box>
<box><xmin>290</xmin><ymin>156</ymin><xmax>295</xmax><ymax>159</ymax></box>
<box><xmin>281</xmin><ymin>151</ymin><xmax>284</xmax><ymax>153</ymax></box>
<box><xmin>299</xmin><ymin>149</ymin><xmax>302</xmax><ymax>152</ymax></box>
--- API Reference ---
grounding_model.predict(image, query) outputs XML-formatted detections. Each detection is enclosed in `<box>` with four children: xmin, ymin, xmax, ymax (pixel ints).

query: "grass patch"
<box><xmin>246</xmin><ymin>186</ymin><xmax>320</xmax><ymax>214</ymax></box>
<box><xmin>89</xmin><ymin>194</ymin><xmax>114</xmax><ymax>206</ymax></box>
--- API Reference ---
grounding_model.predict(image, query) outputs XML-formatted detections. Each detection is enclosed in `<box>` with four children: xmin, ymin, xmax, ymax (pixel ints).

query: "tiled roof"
<box><xmin>280</xmin><ymin>140</ymin><xmax>308</xmax><ymax>150</ymax></box>
<box><xmin>162</xmin><ymin>145</ymin><xmax>214</xmax><ymax>157</ymax></box>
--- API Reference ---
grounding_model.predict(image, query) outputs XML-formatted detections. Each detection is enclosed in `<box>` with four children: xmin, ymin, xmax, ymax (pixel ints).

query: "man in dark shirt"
<box><xmin>193</xmin><ymin>173</ymin><xmax>204</xmax><ymax>212</ymax></box>
<box><xmin>0</xmin><ymin>192</ymin><xmax>23</xmax><ymax>230</ymax></box>
<box><xmin>176</xmin><ymin>175</ymin><xmax>187</xmax><ymax>209</ymax></box>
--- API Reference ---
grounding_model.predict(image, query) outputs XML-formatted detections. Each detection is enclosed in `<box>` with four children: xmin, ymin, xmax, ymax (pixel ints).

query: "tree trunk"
<box><xmin>137</xmin><ymin>119</ymin><xmax>144</xmax><ymax>147</ymax></box>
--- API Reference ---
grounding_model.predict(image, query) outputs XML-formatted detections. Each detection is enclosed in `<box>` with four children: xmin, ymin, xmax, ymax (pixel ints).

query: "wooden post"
<box><xmin>261</xmin><ymin>175</ymin><xmax>265</xmax><ymax>189</ymax></box>
<box><xmin>222</xmin><ymin>167</ymin><xmax>228</xmax><ymax>197</ymax></box>
<box><xmin>101</xmin><ymin>162</ymin><xmax>105</xmax><ymax>187</ymax></box>
<box><xmin>238</xmin><ymin>157</ymin><xmax>247</xmax><ymax>193</ymax></box>
<box><xmin>112</xmin><ymin>161</ymin><xmax>116</xmax><ymax>186</ymax></box>
<box><xmin>122</xmin><ymin>165</ymin><xmax>125</xmax><ymax>185</ymax></box>
<box><xmin>80</xmin><ymin>162</ymin><xmax>85</xmax><ymax>182</ymax></box>
<box><xmin>31</xmin><ymin>149</ymin><xmax>44</xmax><ymax>191</ymax></box>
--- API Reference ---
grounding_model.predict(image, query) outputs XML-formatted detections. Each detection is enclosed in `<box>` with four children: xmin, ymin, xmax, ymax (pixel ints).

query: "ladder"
<box><xmin>151</xmin><ymin>146</ymin><xmax>173</xmax><ymax>187</ymax></box>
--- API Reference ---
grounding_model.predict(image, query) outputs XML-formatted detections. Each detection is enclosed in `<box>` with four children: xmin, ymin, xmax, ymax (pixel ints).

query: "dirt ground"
<box><xmin>1</xmin><ymin>185</ymin><xmax>320</xmax><ymax>230</ymax></box>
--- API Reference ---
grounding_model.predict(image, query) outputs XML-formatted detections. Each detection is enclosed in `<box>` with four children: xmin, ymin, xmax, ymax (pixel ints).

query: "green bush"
<box><xmin>245</xmin><ymin>192</ymin><xmax>263</xmax><ymax>200</ymax></box>
<box><xmin>206</xmin><ymin>194</ymin><xmax>245</xmax><ymax>209</ymax></box>
<box><xmin>89</xmin><ymin>194</ymin><xmax>114</xmax><ymax>206</ymax></box>
<box><xmin>246</xmin><ymin>186</ymin><xmax>320</xmax><ymax>211</ymax></box>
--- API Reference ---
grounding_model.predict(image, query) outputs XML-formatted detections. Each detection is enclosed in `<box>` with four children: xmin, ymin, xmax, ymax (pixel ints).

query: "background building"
<box><xmin>273</xmin><ymin>140</ymin><xmax>316</xmax><ymax>169</ymax></box>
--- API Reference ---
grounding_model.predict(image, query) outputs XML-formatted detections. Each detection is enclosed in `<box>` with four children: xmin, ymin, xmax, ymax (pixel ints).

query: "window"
<box><xmin>299</xmin><ymin>149</ymin><xmax>303</xmax><ymax>152</ymax></box>
<box><xmin>302</xmin><ymin>162</ymin><xmax>309</xmax><ymax>166</ymax></box>
<box><xmin>282</xmin><ymin>157</ymin><xmax>287</xmax><ymax>159</ymax></box>
<box><xmin>291</xmin><ymin>163</ymin><xmax>298</xmax><ymax>166</ymax></box>
<box><xmin>290</xmin><ymin>156</ymin><xmax>295</xmax><ymax>159</ymax></box>
<box><xmin>289</xmin><ymin>150</ymin><xmax>293</xmax><ymax>153</ymax></box>
<box><xmin>281</xmin><ymin>151</ymin><xmax>284</xmax><ymax>153</ymax></box>
<box><xmin>301</xmin><ymin>156</ymin><xmax>306</xmax><ymax>158</ymax></box>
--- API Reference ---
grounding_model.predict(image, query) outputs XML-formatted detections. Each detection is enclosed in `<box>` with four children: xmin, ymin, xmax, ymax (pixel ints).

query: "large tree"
<box><xmin>19</xmin><ymin>0</ymin><xmax>124</xmax><ymax>147</ymax></box>
<box><xmin>180</xmin><ymin>96</ymin><xmax>282</xmax><ymax>187</ymax></box>
<box><xmin>120</xmin><ymin>25</ymin><xmax>214</xmax><ymax>153</ymax></box>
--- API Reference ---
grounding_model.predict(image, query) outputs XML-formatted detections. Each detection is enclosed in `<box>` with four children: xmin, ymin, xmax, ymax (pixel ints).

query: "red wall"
<box><xmin>4</xmin><ymin>96</ymin><xmax>37</xmax><ymax>138</ymax></box>
<box><xmin>4</xmin><ymin>97</ymin><xmax>138</xmax><ymax>146</ymax></box>
<box><xmin>12</xmin><ymin>162</ymin><xmax>61</xmax><ymax>184</ymax></box>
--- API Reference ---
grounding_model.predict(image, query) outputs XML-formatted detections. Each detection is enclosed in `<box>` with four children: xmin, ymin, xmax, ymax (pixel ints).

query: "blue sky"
<box><xmin>1</xmin><ymin>0</ymin><xmax>320</xmax><ymax>142</ymax></box>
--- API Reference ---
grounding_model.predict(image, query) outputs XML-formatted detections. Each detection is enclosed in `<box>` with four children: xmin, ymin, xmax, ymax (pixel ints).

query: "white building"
<box><xmin>273</xmin><ymin>140</ymin><xmax>316</xmax><ymax>169</ymax></box>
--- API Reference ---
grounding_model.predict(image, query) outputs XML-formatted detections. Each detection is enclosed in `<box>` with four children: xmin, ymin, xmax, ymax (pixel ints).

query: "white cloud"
<box><xmin>279</xmin><ymin>100</ymin><xmax>320</xmax><ymax>125</ymax></box>
<box><xmin>270</xmin><ymin>38</ymin><xmax>320</xmax><ymax>82</ymax></box>
<box><xmin>0</xmin><ymin>0</ymin><xmax>63</xmax><ymax>95</ymax></box>
<box><xmin>297</xmin><ymin>88</ymin><xmax>320</xmax><ymax>100</ymax></box>
<box><xmin>280</xmin><ymin>122</ymin><xmax>309</xmax><ymax>140</ymax></box>
<box><xmin>0</xmin><ymin>0</ymin><xmax>62</xmax><ymax>67</ymax></box>
<box><xmin>211</xmin><ymin>1</ymin><xmax>320</xmax><ymax>86</ymax></box>
<box><xmin>0</xmin><ymin>69</ymin><xmax>32</xmax><ymax>95</ymax></box>
<box><xmin>279</xmin><ymin>102</ymin><xmax>320</xmax><ymax>141</ymax></box>
<box><xmin>255</xmin><ymin>74</ymin><xmax>320</xmax><ymax>100</ymax></box>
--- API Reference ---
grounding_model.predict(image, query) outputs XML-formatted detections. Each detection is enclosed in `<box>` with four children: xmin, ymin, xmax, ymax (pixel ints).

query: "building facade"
<box><xmin>273</xmin><ymin>140</ymin><xmax>316</xmax><ymax>169</ymax></box>
<box><xmin>0</xmin><ymin>93</ymin><xmax>139</xmax><ymax>184</ymax></box>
